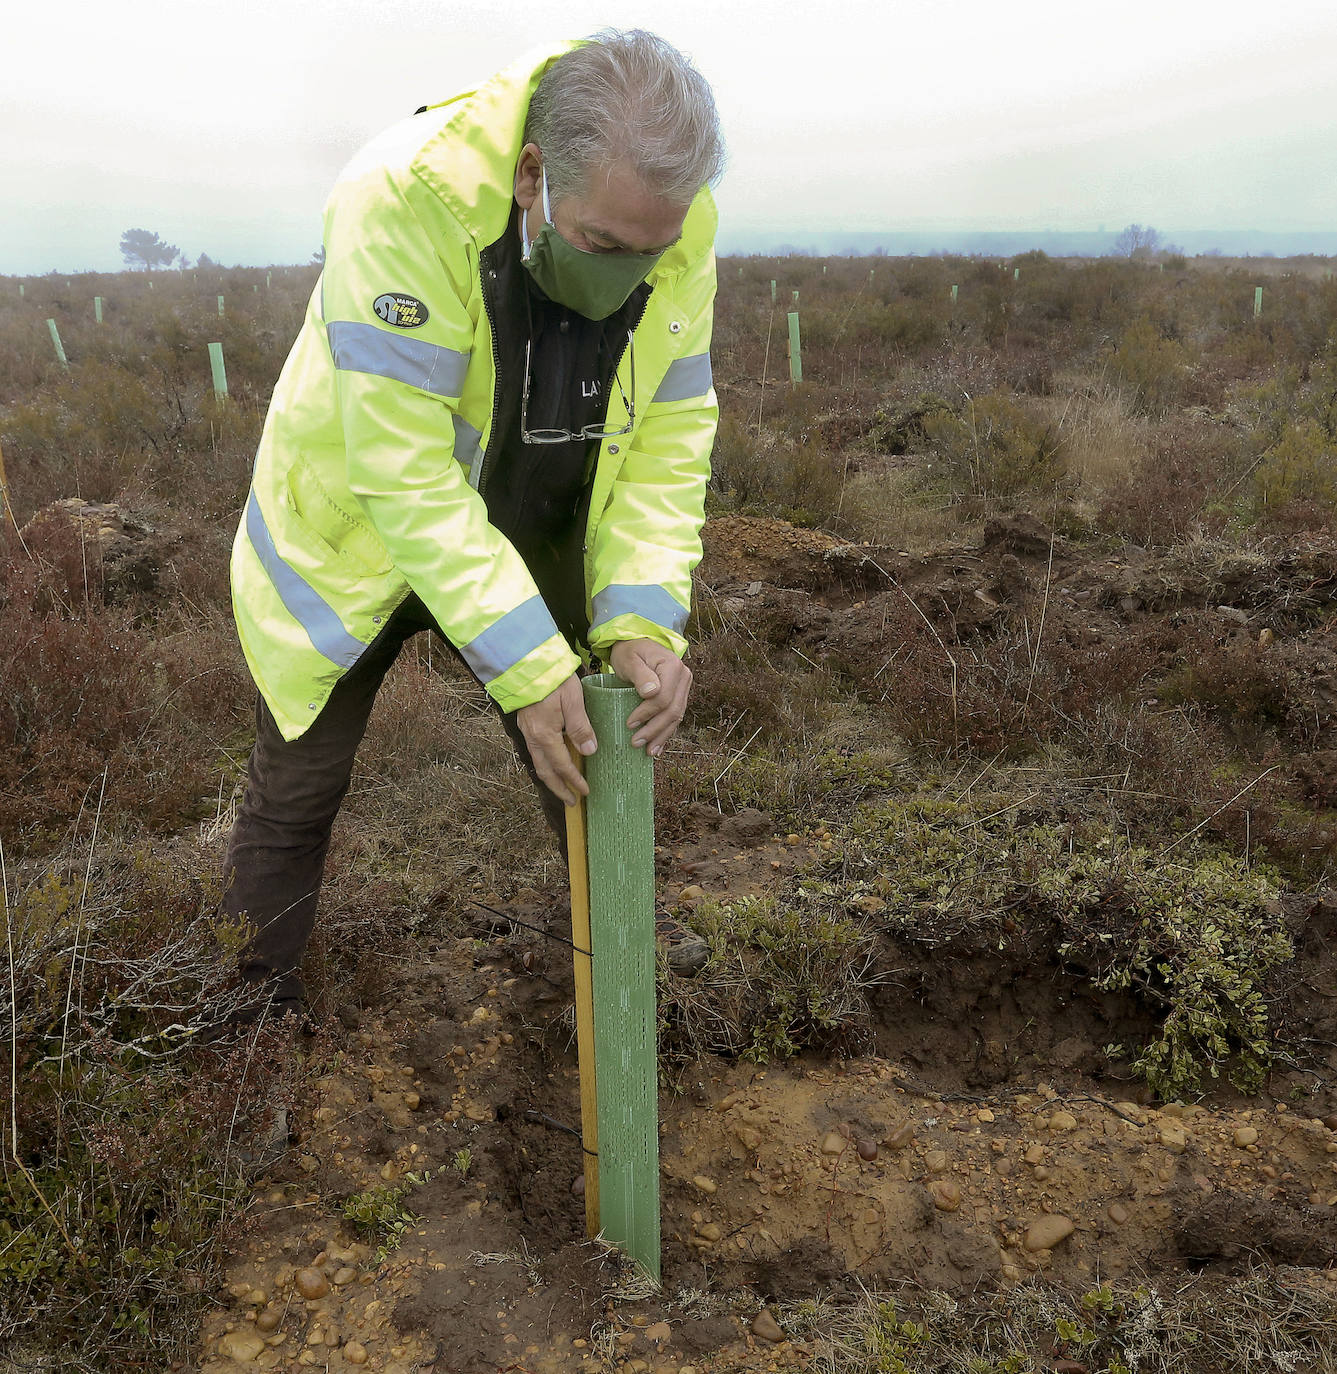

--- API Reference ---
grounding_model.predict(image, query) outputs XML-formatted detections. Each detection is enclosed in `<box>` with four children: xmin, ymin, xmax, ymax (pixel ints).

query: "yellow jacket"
<box><xmin>231</xmin><ymin>40</ymin><xmax>719</xmax><ymax>739</ymax></box>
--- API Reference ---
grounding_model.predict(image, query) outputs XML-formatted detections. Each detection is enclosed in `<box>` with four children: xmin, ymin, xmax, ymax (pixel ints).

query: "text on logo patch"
<box><xmin>373</xmin><ymin>293</ymin><xmax>429</xmax><ymax>328</ymax></box>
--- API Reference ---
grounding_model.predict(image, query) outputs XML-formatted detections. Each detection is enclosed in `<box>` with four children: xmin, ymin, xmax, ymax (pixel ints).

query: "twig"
<box><xmin>1158</xmin><ymin>766</ymin><xmax>1282</xmax><ymax>856</ymax></box>
<box><xmin>1021</xmin><ymin>534</ymin><xmax>1056</xmax><ymax>723</ymax></box>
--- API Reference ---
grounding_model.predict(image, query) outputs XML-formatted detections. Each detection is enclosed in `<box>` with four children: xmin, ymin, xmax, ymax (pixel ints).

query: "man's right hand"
<box><xmin>515</xmin><ymin>673</ymin><xmax>596</xmax><ymax>807</ymax></box>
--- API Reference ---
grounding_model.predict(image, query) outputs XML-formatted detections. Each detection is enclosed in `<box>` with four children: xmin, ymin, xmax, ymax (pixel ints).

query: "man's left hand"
<box><xmin>608</xmin><ymin>638</ymin><xmax>693</xmax><ymax>758</ymax></box>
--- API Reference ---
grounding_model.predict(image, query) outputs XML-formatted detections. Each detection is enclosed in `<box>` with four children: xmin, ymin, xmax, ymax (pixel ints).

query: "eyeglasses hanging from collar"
<box><xmin>520</xmin><ymin>329</ymin><xmax>636</xmax><ymax>446</ymax></box>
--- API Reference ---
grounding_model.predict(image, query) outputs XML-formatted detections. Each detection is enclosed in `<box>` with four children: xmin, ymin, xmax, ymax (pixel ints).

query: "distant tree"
<box><xmin>119</xmin><ymin>228</ymin><xmax>180</xmax><ymax>271</ymax></box>
<box><xmin>196</xmin><ymin>252</ymin><xmax>218</xmax><ymax>271</ymax></box>
<box><xmin>1114</xmin><ymin>224</ymin><xmax>1161</xmax><ymax>260</ymax></box>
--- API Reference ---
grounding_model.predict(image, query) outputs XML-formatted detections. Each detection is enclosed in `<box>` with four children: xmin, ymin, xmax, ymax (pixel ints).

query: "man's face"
<box><xmin>514</xmin><ymin>143</ymin><xmax>687</xmax><ymax>258</ymax></box>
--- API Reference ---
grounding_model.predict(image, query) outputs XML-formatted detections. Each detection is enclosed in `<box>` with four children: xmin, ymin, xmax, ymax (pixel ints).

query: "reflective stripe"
<box><xmin>652</xmin><ymin>352</ymin><xmax>712</xmax><ymax>404</ymax></box>
<box><xmin>452</xmin><ymin>413</ymin><xmax>484</xmax><ymax>487</ymax></box>
<box><xmin>327</xmin><ymin>320</ymin><xmax>469</xmax><ymax>398</ymax></box>
<box><xmin>590</xmin><ymin>584</ymin><xmax>689</xmax><ymax>636</ymax></box>
<box><xmin>458</xmin><ymin>595</ymin><xmax>560</xmax><ymax>683</ymax></box>
<box><xmin>245</xmin><ymin>491</ymin><xmax>367</xmax><ymax>667</ymax></box>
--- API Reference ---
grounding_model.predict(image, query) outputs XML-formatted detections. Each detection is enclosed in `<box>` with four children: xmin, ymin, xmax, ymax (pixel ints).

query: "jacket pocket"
<box><xmin>285</xmin><ymin>455</ymin><xmax>395</xmax><ymax>576</ymax></box>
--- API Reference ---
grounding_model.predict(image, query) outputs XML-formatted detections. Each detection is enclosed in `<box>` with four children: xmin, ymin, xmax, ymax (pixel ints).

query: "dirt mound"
<box><xmin>18</xmin><ymin>497</ymin><xmax>176</xmax><ymax>603</ymax></box>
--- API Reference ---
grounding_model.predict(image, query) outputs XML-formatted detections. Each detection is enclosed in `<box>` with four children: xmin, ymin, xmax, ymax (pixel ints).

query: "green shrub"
<box><xmin>1252</xmin><ymin>417</ymin><xmax>1337</xmax><ymax>523</ymax></box>
<box><xmin>1110</xmin><ymin>316</ymin><xmax>1190</xmax><ymax>416</ymax></box>
<box><xmin>658</xmin><ymin>893</ymin><xmax>876</xmax><ymax>1063</ymax></box>
<box><xmin>921</xmin><ymin>391</ymin><xmax>1066</xmax><ymax>499</ymax></box>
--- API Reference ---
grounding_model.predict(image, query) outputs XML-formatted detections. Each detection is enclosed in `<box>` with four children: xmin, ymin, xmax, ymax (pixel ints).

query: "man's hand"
<box><xmin>609</xmin><ymin>638</ymin><xmax>693</xmax><ymax>758</ymax></box>
<box><xmin>515</xmin><ymin>673</ymin><xmax>597</xmax><ymax>807</ymax></box>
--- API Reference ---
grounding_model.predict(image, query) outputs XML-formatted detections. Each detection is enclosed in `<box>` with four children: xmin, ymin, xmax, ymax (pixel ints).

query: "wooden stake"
<box><xmin>565</xmin><ymin>750</ymin><xmax>600</xmax><ymax>1237</ymax></box>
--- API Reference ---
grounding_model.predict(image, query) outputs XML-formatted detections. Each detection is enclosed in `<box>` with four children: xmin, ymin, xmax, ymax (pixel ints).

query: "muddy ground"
<box><xmin>195</xmin><ymin>516</ymin><xmax>1337</xmax><ymax>1374</ymax></box>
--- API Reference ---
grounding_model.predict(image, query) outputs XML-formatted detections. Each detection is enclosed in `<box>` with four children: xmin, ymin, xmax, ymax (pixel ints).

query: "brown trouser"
<box><xmin>221</xmin><ymin>591</ymin><xmax>567</xmax><ymax>1014</ymax></box>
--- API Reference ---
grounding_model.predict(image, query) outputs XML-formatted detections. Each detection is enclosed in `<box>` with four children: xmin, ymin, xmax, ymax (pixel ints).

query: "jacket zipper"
<box><xmin>475</xmin><ymin>245</ymin><xmax>505</xmax><ymax>498</ymax></box>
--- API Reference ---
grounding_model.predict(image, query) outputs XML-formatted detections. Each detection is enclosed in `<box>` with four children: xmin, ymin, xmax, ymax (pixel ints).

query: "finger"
<box><xmin>563</xmin><ymin>695</ymin><xmax>598</xmax><ymax>757</ymax></box>
<box><xmin>544</xmin><ymin>733</ymin><xmax>590</xmax><ymax>801</ymax></box>
<box><xmin>620</xmin><ymin>646</ymin><xmax>661</xmax><ymax>698</ymax></box>
<box><xmin>633</xmin><ymin>707</ymin><xmax>684</xmax><ymax>755</ymax></box>
<box><xmin>629</xmin><ymin>695</ymin><xmax>671</xmax><ymax>746</ymax></box>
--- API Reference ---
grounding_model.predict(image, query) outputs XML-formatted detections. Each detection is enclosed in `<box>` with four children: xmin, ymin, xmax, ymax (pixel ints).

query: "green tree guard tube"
<box><xmin>581</xmin><ymin>672</ymin><xmax>660</xmax><ymax>1282</ymax></box>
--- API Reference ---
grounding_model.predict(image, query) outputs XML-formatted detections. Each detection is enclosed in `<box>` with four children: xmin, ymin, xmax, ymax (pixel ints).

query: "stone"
<box><xmin>820</xmin><ymin>1131</ymin><xmax>848</xmax><ymax>1156</ymax></box>
<box><xmin>1048</xmin><ymin>1111</ymin><xmax>1078</xmax><ymax>1132</ymax></box>
<box><xmin>645</xmin><ymin>1322</ymin><xmax>672</xmax><ymax>1345</ymax></box>
<box><xmin>1024</xmin><ymin>1215</ymin><xmax>1075</xmax><ymax>1251</ymax></box>
<box><xmin>856</xmin><ymin>1138</ymin><xmax>879</xmax><ymax>1162</ymax></box>
<box><xmin>883</xmin><ymin>1122</ymin><xmax>914</xmax><ymax>1150</ymax></box>
<box><xmin>255</xmin><ymin>1308</ymin><xmax>281</xmax><ymax>1333</ymax></box>
<box><xmin>218</xmin><ymin>1330</ymin><xmax>267</xmax><ymax>1363</ymax></box>
<box><xmin>924</xmin><ymin>1149</ymin><xmax>948</xmax><ymax>1175</ymax></box>
<box><xmin>750</xmin><ymin>1308</ymin><xmax>786</xmax><ymax>1343</ymax></box>
<box><xmin>1107</xmin><ymin>1202</ymin><xmax>1130</xmax><ymax>1225</ymax></box>
<box><xmin>1024</xmin><ymin>1143</ymin><xmax>1046</xmax><ymax>1165</ymax></box>
<box><xmin>695</xmin><ymin>1222</ymin><xmax>722</xmax><ymax>1242</ymax></box>
<box><xmin>332</xmin><ymin>1266</ymin><xmax>356</xmax><ymax>1286</ymax></box>
<box><xmin>294</xmin><ymin>1268</ymin><xmax>329</xmax><ymax>1300</ymax></box>
<box><xmin>1233</xmin><ymin>1127</ymin><xmax>1259</xmax><ymax>1148</ymax></box>
<box><xmin>692</xmin><ymin>1175</ymin><xmax>718</xmax><ymax>1195</ymax></box>
<box><xmin>343</xmin><ymin>1342</ymin><xmax>368</xmax><ymax>1366</ymax></box>
<box><xmin>678</xmin><ymin>885</ymin><xmax>705</xmax><ymax>902</ymax></box>
<box><xmin>1159</xmin><ymin>1125</ymin><xmax>1188</xmax><ymax>1154</ymax></box>
<box><xmin>928</xmin><ymin>1179</ymin><xmax>962</xmax><ymax>1212</ymax></box>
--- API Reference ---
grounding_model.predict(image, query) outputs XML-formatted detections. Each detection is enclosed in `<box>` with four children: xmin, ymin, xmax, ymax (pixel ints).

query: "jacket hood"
<box><xmin>411</xmin><ymin>39</ymin><xmax>717</xmax><ymax>282</ymax></box>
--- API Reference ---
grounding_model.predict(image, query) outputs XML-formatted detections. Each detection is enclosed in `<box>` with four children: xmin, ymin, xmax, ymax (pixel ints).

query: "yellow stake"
<box><xmin>565</xmin><ymin>749</ymin><xmax>600</xmax><ymax>1236</ymax></box>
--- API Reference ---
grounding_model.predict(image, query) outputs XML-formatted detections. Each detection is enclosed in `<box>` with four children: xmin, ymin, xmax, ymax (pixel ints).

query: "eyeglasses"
<box><xmin>520</xmin><ymin>331</ymin><xmax>635</xmax><ymax>445</ymax></box>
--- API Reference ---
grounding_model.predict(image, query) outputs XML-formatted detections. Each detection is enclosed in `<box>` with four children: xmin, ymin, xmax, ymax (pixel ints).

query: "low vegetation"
<box><xmin>2</xmin><ymin>247</ymin><xmax>1334</xmax><ymax>1365</ymax></box>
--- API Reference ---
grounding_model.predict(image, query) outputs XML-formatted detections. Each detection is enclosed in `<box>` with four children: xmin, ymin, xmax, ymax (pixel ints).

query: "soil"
<box><xmin>196</xmin><ymin>515</ymin><xmax>1337</xmax><ymax>1374</ymax></box>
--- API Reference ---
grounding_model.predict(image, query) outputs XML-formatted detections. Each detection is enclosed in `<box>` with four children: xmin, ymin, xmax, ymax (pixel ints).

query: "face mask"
<box><xmin>520</xmin><ymin>167</ymin><xmax>664</xmax><ymax>320</ymax></box>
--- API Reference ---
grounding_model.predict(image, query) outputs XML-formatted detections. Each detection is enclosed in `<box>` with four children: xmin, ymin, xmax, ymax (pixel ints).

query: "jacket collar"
<box><xmin>411</xmin><ymin>40</ymin><xmax>717</xmax><ymax>283</ymax></box>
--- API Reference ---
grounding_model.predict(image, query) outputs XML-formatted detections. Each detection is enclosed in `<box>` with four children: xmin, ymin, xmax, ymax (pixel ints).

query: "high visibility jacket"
<box><xmin>230</xmin><ymin>39</ymin><xmax>719</xmax><ymax>740</ymax></box>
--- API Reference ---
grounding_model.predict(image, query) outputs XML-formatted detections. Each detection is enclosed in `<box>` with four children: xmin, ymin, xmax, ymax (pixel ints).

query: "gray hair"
<box><xmin>524</xmin><ymin>29</ymin><xmax>725</xmax><ymax>208</ymax></box>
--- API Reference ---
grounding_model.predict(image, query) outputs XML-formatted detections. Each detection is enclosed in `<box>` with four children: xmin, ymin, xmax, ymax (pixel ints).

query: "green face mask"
<box><xmin>520</xmin><ymin>167</ymin><xmax>664</xmax><ymax>320</ymax></box>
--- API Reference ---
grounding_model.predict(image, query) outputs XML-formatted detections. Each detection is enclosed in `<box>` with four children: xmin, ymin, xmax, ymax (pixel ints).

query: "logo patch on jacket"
<box><xmin>373</xmin><ymin>293</ymin><xmax>429</xmax><ymax>328</ymax></box>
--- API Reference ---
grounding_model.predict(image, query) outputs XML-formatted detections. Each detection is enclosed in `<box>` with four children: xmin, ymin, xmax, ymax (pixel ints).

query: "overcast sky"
<box><xmin>3</xmin><ymin>0</ymin><xmax>1336</xmax><ymax>274</ymax></box>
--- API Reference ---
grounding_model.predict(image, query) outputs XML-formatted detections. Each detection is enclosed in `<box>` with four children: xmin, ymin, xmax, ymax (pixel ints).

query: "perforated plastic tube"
<box><xmin>579</xmin><ymin>671</ymin><xmax>660</xmax><ymax>1281</ymax></box>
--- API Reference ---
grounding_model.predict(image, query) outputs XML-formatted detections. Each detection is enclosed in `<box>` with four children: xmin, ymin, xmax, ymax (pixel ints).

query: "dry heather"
<box><xmin>1</xmin><ymin>250</ymin><xmax>1335</xmax><ymax>1370</ymax></box>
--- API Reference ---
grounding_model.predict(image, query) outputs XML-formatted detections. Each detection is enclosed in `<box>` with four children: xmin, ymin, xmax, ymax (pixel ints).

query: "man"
<box><xmin>221</xmin><ymin>30</ymin><xmax>724</xmax><ymax>1024</ymax></box>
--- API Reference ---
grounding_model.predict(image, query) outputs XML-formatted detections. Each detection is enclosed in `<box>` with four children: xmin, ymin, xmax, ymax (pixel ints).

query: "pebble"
<box><xmin>403</xmin><ymin>1092</ymin><xmax>420</xmax><ymax>1111</ymax></box>
<box><xmin>1024</xmin><ymin>1143</ymin><xmax>1046</xmax><ymax>1165</ymax></box>
<box><xmin>820</xmin><ymin>1131</ymin><xmax>847</xmax><ymax>1156</ymax></box>
<box><xmin>1233</xmin><ymin>1127</ymin><xmax>1259</xmax><ymax>1147</ymax></box>
<box><xmin>750</xmin><ymin>1308</ymin><xmax>786</xmax><ymax>1343</ymax></box>
<box><xmin>1048</xmin><ymin>1111</ymin><xmax>1078</xmax><ymax>1132</ymax></box>
<box><xmin>856</xmin><ymin>1138</ymin><xmax>879</xmax><ymax>1162</ymax></box>
<box><xmin>977</xmin><ymin>1109</ymin><xmax>995</xmax><ymax>1123</ymax></box>
<box><xmin>695</xmin><ymin>1222</ymin><xmax>722</xmax><ymax>1242</ymax></box>
<box><xmin>571</xmin><ymin>1174</ymin><xmax>586</xmax><ymax>1197</ymax></box>
<box><xmin>343</xmin><ymin>1341</ymin><xmax>368</xmax><ymax>1366</ymax></box>
<box><xmin>735</xmin><ymin>1126</ymin><xmax>762</xmax><ymax>1150</ymax></box>
<box><xmin>644</xmin><ymin>1321</ymin><xmax>672</xmax><ymax>1345</ymax></box>
<box><xmin>294</xmin><ymin>1268</ymin><xmax>329</xmax><ymax>1300</ymax></box>
<box><xmin>1107</xmin><ymin>1202</ymin><xmax>1130</xmax><ymax>1225</ymax></box>
<box><xmin>678</xmin><ymin>885</ymin><xmax>705</xmax><ymax>902</ymax></box>
<box><xmin>692</xmin><ymin>1175</ymin><xmax>718</xmax><ymax>1195</ymax></box>
<box><xmin>333</xmin><ymin>1266</ymin><xmax>357</xmax><ymax>1286</ymax></box>
<box><xmin>217</xmin><ymin>1330</ymin><xmax>267</xmax><ymax>1362</ymax></box>
<box><xmin>884</xmin><ymin>1122</ymin><xmax>914</xmax><ymax>1150</ymax></box>
<box><xmin>924</xmin><ymin>1149</ymin><xmax>948</xmax><ymax>1175</ymax></box>
<box><xmin>255</xmin><ymin>1308</ymin><xmax>281</xmax><ymax>1333</ymax></box>
<box><xmin>1159</xmin><ymin>1125</ymin><xmax>1188</xmax><ymax>1154</ymax></box>
<box><xmin>1024</xmin><ymin>1214</ymin><xmax>1075</xmax><ymax>1251</ymax></box>
<box><xmin>928</xmin><ymin>1179</ymin><xmax>962</xmax><ymax>1212</ymax></box>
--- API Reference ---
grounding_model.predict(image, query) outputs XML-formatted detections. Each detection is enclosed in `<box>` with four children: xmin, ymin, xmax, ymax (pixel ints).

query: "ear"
<box><xmin>514</xmin><ymin>143</ymin><xmax>543</xmax><ymax>210</ymax></box>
